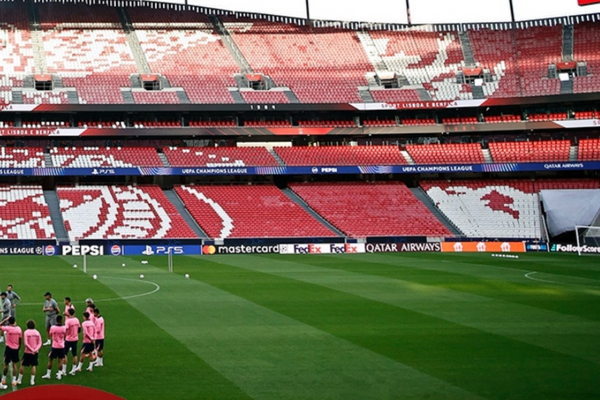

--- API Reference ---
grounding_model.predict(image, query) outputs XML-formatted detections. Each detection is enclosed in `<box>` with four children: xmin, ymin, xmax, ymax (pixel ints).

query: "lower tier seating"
<box><xmin>405</xmin><ymin>143</ymin><xmax>485</xmax><ymax>164</ymax></box>
<box><xmin>289</xmin><ymin>182</ymin><xmax>452</xmax><ymax>237</ymax></box>
<box><xmin>0</xmin><ymin>147</ymin><xmax>45</xmax><ymax>168</ymax></box>
<box><xmin>175</xmin><ymin>185</ymin><xmax>335</xmax><ymax>239</ymax></box>
<box><xmin>0</xmin><ymin>185</ymin><xmax>55</xmax><ymax>239</ymax></box>
<box><xmin>57</xmin><ymin>185</ymin><xmax>196</xmax><ymax>240</ymax></box>
<box><xmin>421</xmin><ymin>179</ymin><xmax>542</xmax><ymax>239</ymax></box>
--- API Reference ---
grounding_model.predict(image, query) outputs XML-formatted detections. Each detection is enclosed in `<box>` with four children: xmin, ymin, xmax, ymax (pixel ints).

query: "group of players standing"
<box><xmin>0</xmin><ymin>287</ymin><xmax>105</xmax><ymax>388</ymax></box>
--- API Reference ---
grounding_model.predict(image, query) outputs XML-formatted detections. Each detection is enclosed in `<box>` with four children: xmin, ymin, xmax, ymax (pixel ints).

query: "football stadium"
<box><xmin>0</xmin><ymin>0</ymin><xmax>599</xmax><ymax>398</ymax></box>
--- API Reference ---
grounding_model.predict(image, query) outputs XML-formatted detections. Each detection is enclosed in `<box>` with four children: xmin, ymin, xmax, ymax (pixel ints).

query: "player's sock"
<box><xmin>30</xmin><ymin>376</ymin><xmax>35</xmax><ymax>386</ymax></box>
<box><xmin>16</xmin><ymin>374</ymin><xmax>22</xmax><ymax>384</ymax></box>
<box><xmin>61</xmin><ymin>364</ymin><xmax>67</xmax><ymax>374</ymax></box>
<box><xmin>76</xmin><ymin>362</ymin><xmax>82</xmax><ymax>371</ymax></box>
<box><xmin>11</xmin><ymin>377</ymin><xmax>16</xmax><ymax>386</ymax></box>
<box><xmin>98</xmin><ymin>356</ymin><xmax>103</xmax><ymax>366</ymax></box>
<box><xmin>1</xmin><ymin>375</ymin><xmax>5</xmax><ymax>385</ymax></box>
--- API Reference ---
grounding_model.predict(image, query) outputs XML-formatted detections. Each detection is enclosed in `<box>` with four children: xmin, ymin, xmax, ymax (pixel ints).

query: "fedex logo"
<box><xmin>294</xmin><ymin>245</ymin><xmax>310</xmax><ymax>254</ymax></box>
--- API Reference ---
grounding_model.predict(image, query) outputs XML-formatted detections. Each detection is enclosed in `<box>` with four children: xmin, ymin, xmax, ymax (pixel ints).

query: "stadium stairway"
<box><xmin>562</xmin><ymin>24</ymin><xmax>574</xmax><ymax>61</ymax></box>
<box><xmin>43</xmin><ymin>190</ymin><xmax>69</xmax><ymax>241</ymax></box>
<box><xmin>117</xmin><ymin>7</ymin><xmax>152</xmax><ymax>74</ymax></box>
<box><xmin>280</xmin><ymin>188</ymin><xmax>345</xmax><ymax>237</ymax></box>
<box><xmin>409</xmin><ymin>187</ymin><xmax>464</xmax><ymax>236</ymax></box>
<box><xmin>458</xmin><ymin>31</ymin><xmax>476</xmax><ymax>66</ymax></box>
<box><xmin>27</xmin><ymin>2</ymin><xmax>48</xmax><ymax>75</ymax></box>
<box><xmin>163</xmin><ymin>189</ymin><xmax>208</xmax><ymax>238</ymax></box>
<box><xmin>210</xmin><ymin>15</ymin><xmax>253</xmax><ymax>74</ymax></box>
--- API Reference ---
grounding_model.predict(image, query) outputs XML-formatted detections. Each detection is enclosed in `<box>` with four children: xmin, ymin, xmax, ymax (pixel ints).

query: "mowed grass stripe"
<box><xmin>98</xmin><ymin>256</ymin><xmax>485</xmax><ymax>400</ymax></box>
<box><xmin>330</xmin><ymin>252</ymin><xmax>600</xmax><ymax>321</ymax></box>
<box><xmin>0</xmin><ymin>256</ymin><xmax>250</xmax><ymax>400</ymax></box>
<box><xmin>189</xmin><ymin>255</ymin><xmax>600</xmax><ymax>400</ymax></box>
<box><xmin>215</xmin><ymin>253</ymin><xmax>600</xmax><ymax>365</ymax></box>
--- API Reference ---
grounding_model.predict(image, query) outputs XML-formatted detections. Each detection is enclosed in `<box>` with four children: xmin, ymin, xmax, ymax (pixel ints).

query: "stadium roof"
<box><xmin>42</xmin><ymin>0</ymin><xmax>600</xmax><ymax>25</ymax></box>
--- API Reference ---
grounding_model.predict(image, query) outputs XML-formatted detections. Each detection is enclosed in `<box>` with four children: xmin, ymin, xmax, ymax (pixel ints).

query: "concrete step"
<box><xmin>281</xmin><ymin>188</ymin><xmax>345</xmax><ymax>237</ymax></box>
<box><xmin>163</xmin><ymin>190</ymin><xmax>208</xmax><ymax>238</ymax></box>
<box><xmin>409</xmin><ymin>187</ymin><xmax>463</xmax><ymax>237</ymax></box>
<box><xmin>44</xmin><ymin>190</ymin><xmax>69</xmax><ymax>241</ymax></box>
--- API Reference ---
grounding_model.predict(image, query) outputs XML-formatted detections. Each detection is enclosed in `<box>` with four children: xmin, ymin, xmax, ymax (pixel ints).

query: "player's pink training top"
<box><xmin>65</xmin><ymin>317</ymin><xmax>81</xmax><ymax>342</ymax></box>
<box><xmin>1</xmin><ymin>325</ymin><xmax>22</xmax><ymax>350</ymax></box>
<box><xmin>94</xmin><ymin>316</ymin><xmax>105</xmax><ymax>340</ymax></box>
<box><xmin>82</xmin><ymin>320</ymin><xmax>95</xmax><ymax>343</ymax></box>
<box><xmin>64</xmin><ymin>304</ymin><xmax>74</xmax><ymax>315</ymax></box>
<box><xmin>86</xmin><ymin>307</ymin><xmax>96</xmax><ymax>323</ymax></box>
<box><xmin>49</xmin><ymin>325</ymin><xmax>66</xmax><ymax>349</ymax></box>
<box><xmin>24</xmin><ymin>329</ymin><xmax>42</xmax><ymax>354</ymax></box>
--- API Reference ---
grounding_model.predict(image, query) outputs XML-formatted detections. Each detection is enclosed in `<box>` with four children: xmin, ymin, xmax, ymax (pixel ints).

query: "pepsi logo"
<box><xmin>44</xmin><ymin>245</ymin><xmax>56</xmax><ymax>256</ymax></box>
<box><xmin>110</xmin><ymin>245</ymin><xmax>122</xmax><ymax>256</ymax></box>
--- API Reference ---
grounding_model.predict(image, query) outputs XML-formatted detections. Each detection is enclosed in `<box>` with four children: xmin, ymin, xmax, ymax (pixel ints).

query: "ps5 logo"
<box><xmin>142</xmin><ymin>245</ymin><xmax>184</xmax><ymax>255</ymax></box>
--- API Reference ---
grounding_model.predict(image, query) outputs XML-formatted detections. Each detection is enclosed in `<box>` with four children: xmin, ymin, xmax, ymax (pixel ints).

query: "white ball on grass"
<box><xmin>121</xmin><ymin>263</ymin><xmax>126</xmax><ymax>267</ymax></box>
<box><xmin>139</xmin><ymin>274</ymin><xmax>144</xmax><ymax>279</ymax></box>
<box><xmin>73</xmin><ymin>264</ymin><xmax>78</xmax><ymax>268</ymax></box>
<box><xmin>93</xmin><ymin>274</ymin><xmax>97</xmax><ymax>280</ymax></box>
<box><xmin>185</xmin><ymin>274</ymin><xmax>189</xmax><ymax>279</ymax></box>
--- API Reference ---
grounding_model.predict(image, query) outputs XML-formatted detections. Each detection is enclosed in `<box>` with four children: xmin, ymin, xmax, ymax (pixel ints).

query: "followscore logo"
<box><xmin>550</xmin><ymin>244</ymin><xmax>600</xmax><ymax>253</ymax></box>
<box><xmin>366</xmin><ymin>242</ymin><xmax>441</xmax><ymax>253</ymax></box>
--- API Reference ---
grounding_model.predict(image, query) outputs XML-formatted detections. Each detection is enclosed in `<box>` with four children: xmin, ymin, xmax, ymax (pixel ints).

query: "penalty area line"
<box><xmin>19</xmin><ymin>277</ymin><xmax>161</xmax><ymax>306</ymax></box>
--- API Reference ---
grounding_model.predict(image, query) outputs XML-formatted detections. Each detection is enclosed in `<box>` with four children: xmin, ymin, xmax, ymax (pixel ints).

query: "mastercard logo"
<box><xmin>202</xmin><ymin>245</ymin><xmax>216</xmax><ymax>255</ymax></box>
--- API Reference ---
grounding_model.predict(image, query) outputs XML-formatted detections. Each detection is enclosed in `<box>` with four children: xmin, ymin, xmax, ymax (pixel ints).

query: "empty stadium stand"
<box><xmin>129</xmin><ymin>8</ymin><xmax>238</xmax><ymax>104</ymax></box>
<box><xmin>405</xmin><ymin>143</ymin><xmax>485</xmax><ymax>164</ymax></box>
<box><xmin>573</xmin><ymin>22</ymin><xmax>600</xmax><ymax>94</ymax></box>
<box><xmin>274</xmin><ymin>145</ymin><xmax>405</xmax><ymax>166</ymax></box>
<box><xmin>174</xmin><ymin>185</ymin><xmax>335</xmax><ymax>238</ymax></box>
<box><xmin>488</xmin><ymin>140</ymin><xmax>571</xmax><ymax>162</ymax></box>
<box><xmin>578</xmin><ymin>138</ymin><xmax>600</xmax><ymax>160</ymax></box>
<box><xmin>421</xmin><ymin>179</ymin><xmax>542</xmax><ymax>238</ymax></box>
<box><xmin>57</xmin><ymin>185</ymin><xmax>196</xmax><ymax>240</ymax></box>
<box><xmin>39</xmin><ymin>3</ymin><xmax>137</xmax><ymax>104</ymax></box>
<box><xmin>290</xmin><ymin>182</ymin><xmax>452</xmax><ymax>237</ymax></box>
<box><xmin>162</xmin><ymin>146</ymin><xmax>279</xmax><ymax>167</ymax></box>
<box><xmin>50</xmin><ymin>147</ymin><xmax>162</xmax><ymax>167</ymax></box>
<box><xmin>0</xmin><ymin>185</ymin><xmax>55</xmax><ymax>239</ymax></box>
<box><xmin>0</xmin><ymin>147</ymin><xmax>45</xmax><ymax>167</ymax></box>
<box><xmin>222</xmin><ymin>18</ymin><xmax>370</xmax><ymax>103</ymax></box>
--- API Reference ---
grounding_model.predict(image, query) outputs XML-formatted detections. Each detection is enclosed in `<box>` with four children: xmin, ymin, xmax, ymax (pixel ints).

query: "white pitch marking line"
<box><xmin>524</xmin><ymin>271</ymin><xmax>600</xmax><ymax>288</ymax></box>
<box><xmin>19</xmin><ymin>277</ymin><xmax>161</xmax><ymax>306</ymax></box>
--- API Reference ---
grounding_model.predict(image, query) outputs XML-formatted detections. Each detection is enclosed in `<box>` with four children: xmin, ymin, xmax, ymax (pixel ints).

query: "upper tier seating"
<box><xmin>578</xmin><ymin>138</ymin><xmax>600</xmax><ymax>160</ymax></box>
<box><xmin>573</xmin><ymin>22</ymin><xmax>600</xmax><ymax>94</ymax></box>
<box><xmin>274</xmin><ymin>145</ymin><xmax>405</xmax><ymax>166</ymax></box>
<box><xmin>57</xmin><ymin>185</ymin><xmax>196</xmax><ymax>240</ymax></box>
<box><xmin>290</xmin><ymin>182</ymin><xmax>452</xmax><ymax>237</ymax></box>
<box><xmin>534</xmin><ymin>178</ymin><xmax>600</xmax><ymax>190</ymax></box>
<box><xmin>175</xmin><ymin>185</ymin><xmax>335</xmax><ymax>239</ymax></box>
<box><xmin>515</xmin><ymin>26</ymin><xmax>562</xmax><ymax>97</ymax></box>
<box><xmin>0</xmin><ymin>147</ymin><xmax>45</xmax><ymax>167</ymax></box>
<box><xmin>50</xmin><ymin>147</ymin><xmax>162</xmax><ymax>167</ymax></box>
<box><xmin>369</xmin><ymin>88</ymin><xmax>422</xmax><ymax>103</ymax></box>
<box><xmin>39</xmin><ymin>3</ymin><xmax>137</xmax><ymax>104</ymax></box>
<box><xmin>421</xmin><ymin>179</ymin><xmax>541</xmax><ymax>238</ymax></box>
<box><xmin>468</xmin><ymin>28</ymin><xmax>520</xmax><ymax>97</ymax></box>
<box><xmin>162</xmin><ymin>146</ymin><xmax>279</xmax><ymax>167</ymax></box>
<box><xmin>368</xmin><ymin>29</ymin><xmax>469</xmax><ymax>101</ymax></box>
<box><xmin>132</xmin><ymin>91</ymin><xmax>181</xmax><ymax>104</ymax></box>
<box><xmin>405</xmin><ymin>143</ymin><xmax>485</xmax><ymax>164</ymax></box>
<box><xmin>22</xmin><ymin>91</ymin><xmax>70</xmax><ymax>105</ymax></box>
<box><xmin>129</xmin><ymin>8</ymin><xmax>238</xmax><ymax>104</ymax></box>
<box><xmin>240</xmin><ymin>90</ymin><xmax>290</xmax><ymax>104</ymax></box>
<box><xmin>222</xmin><ymin>18</ymin><xmax>370</xmax><ymax>103</ymax></box>
<box><xmin>0</xmin><ymin>3</ymin><xmax>34</xmax><ymax>78</ymax></box>
<box><xmin>0</xmin><ymin>185</ymin><xmax>55</xmax><ymax>239</ymax></box>
<box><xmin>488</xmin><ymin>140</ymin><xmax>571</xmax><ymax>162</ymax></box>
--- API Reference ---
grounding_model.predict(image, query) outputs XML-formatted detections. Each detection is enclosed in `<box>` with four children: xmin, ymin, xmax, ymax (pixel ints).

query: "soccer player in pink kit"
<box><xmin>42</xmin><ymin>315</ymin><xmax>67</xmax><ymax>380</ymax></box>
<box><xmin>0</xmin><ymin>316</ymin><xmax>22</xmax><ymax>388</ymax></box>
<box><xmin>93</xmin><ymin>308</ymin><xmax>104</xmax><ymax>367</ymax></box>
<box><xmin>85</xmin><ymin>299</ymin><xmax>95</xmax><ymax>324</ymax></box>
<box><xmin>65</xmin><ymin>308</ymin><xmax>81</xmax><ymax>375</ymax></box>
<box><xmin>17</xmin><ymin>319</ymin><xmax>42</xmax><ymax>386</ymax></box>
<box><xmin>75</xmin><ymin>311</ymin><xmax>95</xmax><ymax>373</ymax></box>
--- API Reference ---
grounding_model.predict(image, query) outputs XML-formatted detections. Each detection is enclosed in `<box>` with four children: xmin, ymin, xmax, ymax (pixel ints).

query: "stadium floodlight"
<box><xmin>575</xmin><ymin>225</ymin><xmax>600</xmax><ymax>256</ymax></box>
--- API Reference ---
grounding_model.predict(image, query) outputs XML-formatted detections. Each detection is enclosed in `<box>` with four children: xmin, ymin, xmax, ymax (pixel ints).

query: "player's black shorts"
<box><xmin>49</xmin><ymin>347</ymin><xmax>65</xmax><ymax>360</ymax></box>
<box><xmin>95</xmin><ymin>339</ymin><xmax>104</xmax><ymax>351</ymax></box>
<box><xmin>81</xmin><ymin>343</ymin><xmax>94</xmax><ymax>354</ymax></box>
<box><xmin>4</xmin><ymin>347</ymin><xmax>19</xmax><ymax>364</ymax></box>
<box><xmin>65</xmin><ymin>340</ymin><xmax>78</xmax><ymax>357</ymax></box>
<box><xmin>21</xmin><ymin>353</ymin><xmax>38</xmax><ymax>367</ymax></box>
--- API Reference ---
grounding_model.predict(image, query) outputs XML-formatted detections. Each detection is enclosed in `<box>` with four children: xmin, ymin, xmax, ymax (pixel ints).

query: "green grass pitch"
<box><xmin>1</xmin><ymin>252</ymin><xmax>599</xmax><ymax>399</ymax></box>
